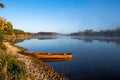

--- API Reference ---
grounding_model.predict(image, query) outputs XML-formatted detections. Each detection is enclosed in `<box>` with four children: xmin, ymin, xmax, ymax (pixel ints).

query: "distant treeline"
<box><xmin>14</xmin><ymin>29</ymin><xmax>33</xmax><ymax>35</ymax></box>
<box><xmin>36</xmin><ymin>32</ymin><xmax>60</xmax><ymax>35</ymax></box>
<box><xmin>70</xmin><ymin>28</ymin><xmax>120</xmax><ymax>37</ymax></box>
<box><xmin>14</xmin><ymin>29</ymin><xmax>60</xmax><ymax>36</ymax></box>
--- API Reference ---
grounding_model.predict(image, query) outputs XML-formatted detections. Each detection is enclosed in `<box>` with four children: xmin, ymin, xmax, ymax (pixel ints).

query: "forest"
<box><xmin>70</xmin><ymin>28</ymin><xmax>120</xmax><ymax>37</ymax></box>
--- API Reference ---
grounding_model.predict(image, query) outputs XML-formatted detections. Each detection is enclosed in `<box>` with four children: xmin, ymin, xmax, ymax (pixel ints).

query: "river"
<box><xmin>15</xmin><ymin>36</ymin><xmax>120</xmax><ymax>80</ymax></box>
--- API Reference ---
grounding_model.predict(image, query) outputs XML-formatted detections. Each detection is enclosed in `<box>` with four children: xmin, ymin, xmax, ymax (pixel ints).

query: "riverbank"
<box><xmin>3</xmin><ymin>42</ymin><xmax>69</xmax><ymax>80</ymax></box>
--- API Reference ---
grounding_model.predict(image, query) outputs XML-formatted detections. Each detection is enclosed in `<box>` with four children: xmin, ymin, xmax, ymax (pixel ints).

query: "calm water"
<box><xmin>16</xmin><ymin>36</ymin><xmax>120</xmax><ymax>80</ymax></box>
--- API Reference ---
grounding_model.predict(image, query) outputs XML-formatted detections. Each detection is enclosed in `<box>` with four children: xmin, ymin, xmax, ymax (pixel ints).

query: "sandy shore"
<box><xmin>3</xmin><ymin>42</ymin><xmax>69</xmax><ymax>80</ymax></box>
<box><xmin>4</xmin><ymin>42</ymin><xmax>21</xmax><ymax>55</ymax></box>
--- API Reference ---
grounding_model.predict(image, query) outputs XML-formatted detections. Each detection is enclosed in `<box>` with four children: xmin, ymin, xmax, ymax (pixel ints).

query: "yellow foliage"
<box><xmin>0</xmin><ymin>17</ymin><xmax>14</xmax><ymax>35</ymax></box>
<box><xmin>6</xmin><ymin>21</ymin><xmax>13</xmax><ymax>28</ymax></box>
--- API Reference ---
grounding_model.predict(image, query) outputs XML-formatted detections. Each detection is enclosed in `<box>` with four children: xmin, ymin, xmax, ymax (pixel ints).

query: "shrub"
<box><xmin>0</xmin><ymin>32</ymin><xmax>5</xmax><ymax>50</ymax></box>
<box><xmin>0</xmin><ymin>32</ymin><xmax>4</xmax><ymax>43</ymax></box>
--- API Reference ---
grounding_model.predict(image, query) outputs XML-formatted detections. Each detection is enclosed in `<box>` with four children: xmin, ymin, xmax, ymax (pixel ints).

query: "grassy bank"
<box><xmin>0</xmin><ymin>42</ymin><xmax>69</xmax><ymax>80</ymax></box>
<box><xmin>0</xmin><ymin>51</ymin><xmax>28</xmax><ymax>80</ymax></box>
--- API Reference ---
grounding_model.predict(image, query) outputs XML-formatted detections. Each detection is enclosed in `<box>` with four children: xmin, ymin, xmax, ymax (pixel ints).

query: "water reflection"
<box><xmin>15</xmin><ymin>36</ymin><xmax>120</xmax><ymax>46</ymax></box>
<box><xmin>15</xmin><ymin>36</ymin><xmax>120</xmax><ymax>80</ymax></box>
<box><xmin>39</xmin><ymin>58</ymin><xmax>72</xmax><ymax>62</ymax></box>
<box><xmin>14</xmin><ymin>37</ymin><xmax>34</xmax><ymax>43</ymax></box>
<box><xmin>71</xmin><ymin>36</ymin><xmax>120</xmax><ymax>45</ymax></box>
<box><xmin>36</xmin><ymin>36</ymin><xmax>60</xmax><ymax>40</ymax></box>
<box><xmin>14</xmin><ymin>36</ymin><xmax>60</xmax><ymax>43</ymax></box>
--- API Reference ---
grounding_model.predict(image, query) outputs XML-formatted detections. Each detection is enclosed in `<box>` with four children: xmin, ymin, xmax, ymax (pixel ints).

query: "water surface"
<box><xmin>16</xmin><ymin>36</ymin><xmax>120</xmax><ymax>80</ymax></box>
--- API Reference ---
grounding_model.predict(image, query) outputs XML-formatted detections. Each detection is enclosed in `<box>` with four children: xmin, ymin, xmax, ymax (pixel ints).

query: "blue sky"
<box><xmin>0</xmin><ymin>0</ymin><xmax>120</xmax><ymax>33</ymax></box>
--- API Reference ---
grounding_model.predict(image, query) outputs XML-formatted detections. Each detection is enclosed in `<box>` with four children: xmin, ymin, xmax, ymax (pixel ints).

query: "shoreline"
<box><xmin>3</xmin><ymin>41</ymin><xmax>69</xmax><ymax>80</ymax></box>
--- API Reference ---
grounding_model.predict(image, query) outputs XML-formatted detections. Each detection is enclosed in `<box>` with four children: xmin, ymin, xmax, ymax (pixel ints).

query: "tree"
<box><xmin>0</xmin><ymin>17</ymin><xmax>5</xmax><ymax>31</ymax></box>
<box><xmin>6</xmin><ymin>21</ymin><xmax>14</xmax><ymax>35</ymax></box>
<box><xmin>0</xmin><ymin>3</ymin><xmax>4</xmax><ymax>8</ymax></box>
<box><xmin>6</xmin><ymin>22</ymin><xmax>13</xmax><ymax>29</ymax></box>
<box><xmin>0</xmin><ymin>17</ymin><xmax>14</xmax><ymax>35</ymax></box>
<box><xmin>0</xmin><ymin>3</ymin><xmax>14</xmax><ymax>35</ymax></box>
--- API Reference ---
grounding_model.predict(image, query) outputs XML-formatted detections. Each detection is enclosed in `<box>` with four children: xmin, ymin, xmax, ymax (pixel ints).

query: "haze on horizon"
<box><xmin>0</xmin><ymin>0</ymin><xmax>120</xmax><ymax>33</ymax></box>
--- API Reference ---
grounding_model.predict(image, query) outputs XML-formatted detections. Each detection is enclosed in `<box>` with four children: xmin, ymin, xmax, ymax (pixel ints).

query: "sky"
<box><xmin>0</xmin><ymin>0</ymin><xmax>120</xmax><ymax>33</ymax></box>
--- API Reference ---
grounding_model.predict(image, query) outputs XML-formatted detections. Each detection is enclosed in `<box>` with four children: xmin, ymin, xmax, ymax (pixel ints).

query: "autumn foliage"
<box><xmin>0</xmin><ymin>17</ymin><xmax>14</xmax><ymax>35</ymax></box>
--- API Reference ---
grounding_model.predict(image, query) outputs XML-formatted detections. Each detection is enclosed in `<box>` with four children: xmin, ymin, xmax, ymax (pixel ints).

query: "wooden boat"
<box><xmin>18</xmin><ymin>51</ymin><xmax>72</xmax><ymax>59</ymax></box>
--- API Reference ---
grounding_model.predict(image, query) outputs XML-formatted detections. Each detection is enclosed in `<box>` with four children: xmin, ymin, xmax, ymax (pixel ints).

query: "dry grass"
<box><xmin>0</xmin><ymin>51</ymin><xmax>29</xmax><ymax>80</ymax></box>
